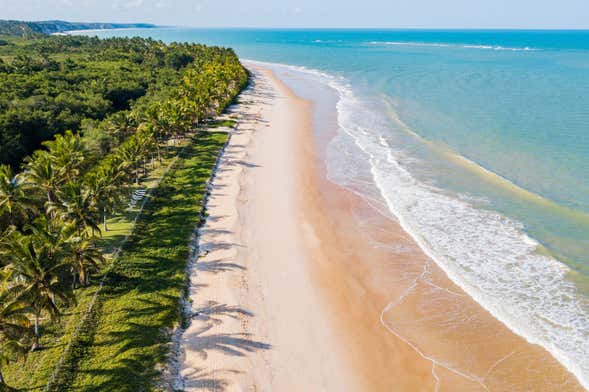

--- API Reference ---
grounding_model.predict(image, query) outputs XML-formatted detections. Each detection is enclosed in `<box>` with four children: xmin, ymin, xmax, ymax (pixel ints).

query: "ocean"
<box><xmin>78</xmin><ymin>28</ymin><xmax>589</xmax><ymax>387</ymax></box>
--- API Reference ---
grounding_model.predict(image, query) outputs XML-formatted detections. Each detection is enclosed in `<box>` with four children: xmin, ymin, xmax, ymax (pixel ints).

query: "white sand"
<box><xmin>177</xmin><ymin>67</ymin><xmax>360</xmax><ymax>391</ymax></box>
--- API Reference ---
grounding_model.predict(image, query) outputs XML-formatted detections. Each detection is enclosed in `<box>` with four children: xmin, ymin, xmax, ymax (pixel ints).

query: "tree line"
<box><xmin>0</xmin><ymin>35</ymin><xmax>237</xmax><ymax>168</ymax></box>
<box><xmin>0</xmin><ymin>20</ymin><xmax>157</xmax><ymax>38</ymax></box>
<box><xmin>0</xmin><ymin>35</ymin><xmax>248</xmax><ymax>387</ymax></box>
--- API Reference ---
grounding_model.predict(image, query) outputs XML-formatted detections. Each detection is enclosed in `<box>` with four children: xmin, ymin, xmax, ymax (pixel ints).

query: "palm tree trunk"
<box><xmin>103</xmin><ymin>212</ymin><xmax>108</xmax><ymax>232</ymax></box>
<box><xmin>32</xmin><ymin>313</ymin><xmax>40</xmax><ymax>351</ymax></box>
<box><xmin>0</xmin><ymin>368</ymin><xmax>4</xmax><ymax>386</ymax></box>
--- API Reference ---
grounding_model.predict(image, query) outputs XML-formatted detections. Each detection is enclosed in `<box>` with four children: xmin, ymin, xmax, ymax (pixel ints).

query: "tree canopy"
<box><xmin>0</xmin><ymin>35</ymin><xmax>243</xmax><ymax>168</ymax></box>
<box><xmin>0</xmin><ymin>33</ymin><xmax>248</xmax><ymax>388</ymax></box>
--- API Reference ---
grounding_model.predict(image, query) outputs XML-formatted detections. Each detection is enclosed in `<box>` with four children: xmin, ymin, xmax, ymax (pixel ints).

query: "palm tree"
<box><xmin>159</xmin><ymin>100</ymin><xmax>189</xmax><ymax>145</ymax></box>
<box><xmin>117</xmin><ymin>138</ymin><xmax>144</xmax><ymax>186</ymax></box>
<box><xmin>47</xmin><ymin>182</ymin><xmax>100</xmax><ymax>238</ymax></box>
<box><xmin>0</xmin><ymin>280</ymin><xmax>31</xmax><ymax>386</ymax></box>
<box><xmin>138</xmin><ymin>121</ymin><xmax>164</xmax><ymax>164</ymax></box>
<box><xmin>42</xmin><ymin>131</ymin><xmax>87</xmax><ymax>182</ymax></box>
<box><xmin>1</xmin><ymin>230</ymin><xmax>74</xmax><ymax>351</ymax></box>
<box><xmin>62</xmin><ymin>229</ymin><xmax>105</xmax><ymax>287</ymax></box>
<box><xmin>86</xmin><ymin>165</ymin><xmax>125</xmax><ymax>232</ymax></box>
<box><xmin>25</xmin><ymin>218</ymin><xmax>103</xmax><ymax>288</ymax></box>
<box><xmin>0</xmin><ymin>165</ymin><xmax>37</xmax><ymax>227</ymax></box>
<box><xmin>23</xmin><ymin>151</ymin><xmax>61</xmax><ymax>204</ymax></box>
<box><xmin>106</xmin><ymin>112</ymin><xmax>136</xmax><ymax>145</ymax></box>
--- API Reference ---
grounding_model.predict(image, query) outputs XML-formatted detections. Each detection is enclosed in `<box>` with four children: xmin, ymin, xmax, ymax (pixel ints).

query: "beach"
<box><xmin>176</xmin><ymin>65</ymin><xmax>584</xmax><ymax>391</ymax></box>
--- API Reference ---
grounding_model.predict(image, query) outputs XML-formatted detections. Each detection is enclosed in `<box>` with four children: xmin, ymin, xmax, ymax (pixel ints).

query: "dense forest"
<box><xmin>0</xmin><ymin>34</ymin><xmax>204</xmax><ymax>167</ymax></box>
<box><xmin>0</xmin><ymin>32</ymin><xmax>247</xmax><ymax>389</ymax></box>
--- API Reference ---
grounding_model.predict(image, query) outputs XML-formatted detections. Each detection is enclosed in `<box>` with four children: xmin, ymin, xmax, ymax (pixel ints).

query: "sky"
<box><xmin>1</xmin><ymin>0</ymin><xmax>589</xmax><ymax>29</ymax></box>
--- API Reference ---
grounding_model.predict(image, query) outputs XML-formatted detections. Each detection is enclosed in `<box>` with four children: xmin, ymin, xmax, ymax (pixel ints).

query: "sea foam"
<box><xmin>245</xmin><ymin>60</ymin><xmax>589</xmax><ymax>389</ymax></box>
<box><xmin>367</xmin><ymin>41</ymin><xmax>539</xmax><ymax>51</ymax></box>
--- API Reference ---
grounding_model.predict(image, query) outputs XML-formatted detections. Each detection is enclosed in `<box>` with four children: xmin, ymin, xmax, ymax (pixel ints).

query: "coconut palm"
<box><xmin>42</xmin><ymin>130</ymin><xmax>87</xmax><ymax>182</ymax></box>
<box><xmin>0</xmin><ymin>165</ymin><xmax>37</xmax><ymax>228</ymax></box>
<box><xmin>23</xmin><ymin>151</ymin><xmax>61</xmax><ymax>204</ymax></box>
<box><xmin>28</xmin><ymin>219</ymin><xmax>104</xmax><ymax>288</ymax></box>
<box><xmin>63</xmin><ymin>230</ymin><xmax>105</xmax><ymax>287</ymax></box>
<box><xmin>0</xmin><ymin>280</ymin><xmax>31</xmax><ymax>386</ymax></box>
<box><xmin>1</xmin><ymin>230</ymin><xmax>74</xmax><ymax>351</ymax></box>
<box><xmin>85</xmin><ymin>166</ymin><xmax>124</xmax><ymax>232</ymax></box>
<box><xmin>106</xmin><ymin>111</ymin><xmax>137</xmax><ymax>145</ymax></box>
<box><xmin>117</xmin><ymin>138</ymin><xmax>145</xmax><ymax>186</ymax></box>
<box><xmin>138</xmin><ymin>121</ymin><xmax>165</xmax><ymax>164</ymax></box>
<box><xmin>47</xmin><ymin>182</ymin><xmax>100</xmax><ymax>238</ymax></box>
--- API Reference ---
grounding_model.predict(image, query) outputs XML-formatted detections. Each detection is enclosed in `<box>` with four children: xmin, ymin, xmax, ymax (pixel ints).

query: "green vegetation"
<box><xmin>207</xmin><ymin>118</ymin><xmax>237</xmax><ymax>128</ymax></box>
<box><xmin>70</xmin><ymin>131</ymin><xmax>228</xmax><ymax>391</ymax></box>
<box><xmin>0</xmin><ymin>20</ymin><xmax>156</xmax><ymax>38</ymax></box>
<box><xmin>0</xmin><ymin>31</ymin><xmax>247</xmax><ymax>390</ymax></box>
<box><xmin>0</xmin><ymin>34</ymin><xmax>236</xmax><ymax>168</ymax></box>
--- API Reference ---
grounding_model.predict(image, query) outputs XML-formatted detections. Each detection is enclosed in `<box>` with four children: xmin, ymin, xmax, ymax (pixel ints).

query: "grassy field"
<box><xmin>2</xmin><ymin>131</ymin><xmax>228</xmax><ymax>391</ymax></box>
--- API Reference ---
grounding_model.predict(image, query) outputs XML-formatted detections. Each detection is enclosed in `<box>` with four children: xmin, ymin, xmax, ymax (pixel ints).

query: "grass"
<box><xmin>66</xmin><ymin>131</ymin><xmax>227</xmax><ymax>391</ymax></box>
<box><xmin>1</xmin><ymin>132</ymin><xmax>227</xmax><ymax>391</ymax></box>
<box><xmin>1</xmin><ymin>141</ymin><xmax>181</xmax><ymax>391</ymax></box>
<box><xmin>204</xmin><ymin>119</ymin><xmax>237</xmax><ymax>129</ymax></box>
<box><xmin>1</xmin><ymin>277</ymin><xmax>102</xmax><ymax>391</ymax></box>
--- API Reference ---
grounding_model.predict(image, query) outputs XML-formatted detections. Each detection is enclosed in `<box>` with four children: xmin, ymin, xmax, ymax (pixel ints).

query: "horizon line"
<box><xmin>5</xmin><ymin>19</ymin><xmax>589</xmax><ymax>31</ymax></box>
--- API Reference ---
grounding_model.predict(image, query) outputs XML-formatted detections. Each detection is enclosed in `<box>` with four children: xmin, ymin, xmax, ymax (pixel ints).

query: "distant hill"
<box><xmin>0</xmin><ymin>20</ymin><xmax>157</xmax><ymax>37</ymax></box>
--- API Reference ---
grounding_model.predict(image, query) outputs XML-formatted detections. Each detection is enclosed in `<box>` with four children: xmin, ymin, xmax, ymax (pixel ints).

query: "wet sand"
<box><xmin>177</xmin><ymin>66</ymin><xmax>584</xmax><ymax>391</ymax></box>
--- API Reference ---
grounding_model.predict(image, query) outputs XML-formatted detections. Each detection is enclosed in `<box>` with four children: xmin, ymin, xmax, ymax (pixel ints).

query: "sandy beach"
<box><xmin>176</xmin><ymin>67</ymin><xmax>362</xmax><ymax>391</ymax></box>
<box><xmin>176</xmin><ymin>66</ymin><xmax>584</xmax><ymax>391</ymax></box>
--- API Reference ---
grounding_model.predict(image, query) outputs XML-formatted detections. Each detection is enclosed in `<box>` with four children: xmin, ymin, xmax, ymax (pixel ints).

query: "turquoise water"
<box><xmin>80</xmin><ymin>28</ymin><xmax>589</xmax><ymax>386</ymax></box>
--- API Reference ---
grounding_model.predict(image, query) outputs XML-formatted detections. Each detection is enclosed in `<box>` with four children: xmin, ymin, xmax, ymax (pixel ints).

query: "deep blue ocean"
<box><xmin>78</xmin><ymin>28</ymin><xmax>589</xmax><ymax>386</ymax></box>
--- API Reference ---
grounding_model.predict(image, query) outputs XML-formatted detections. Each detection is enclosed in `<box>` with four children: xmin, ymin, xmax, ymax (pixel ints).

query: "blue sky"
<box><xmin>1</xmin><ymin>0</ymin><xmax>589</xmax><ymax>29</ymax></box>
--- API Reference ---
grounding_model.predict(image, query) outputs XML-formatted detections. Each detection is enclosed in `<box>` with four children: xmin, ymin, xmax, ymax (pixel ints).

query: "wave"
<box><xmin>243</xmin><ymin>59</ymin><xmax>588</xmax><ymax>389</ymax></box>
<box><xmin>379</xmin><ymin>95</ymin><xmax>589</xmax><ymax>229</ymax></box>
<box><xmin>367</xmin><ymin>41</ymin><xmax>539</xmax><ymax>51</ymax></box>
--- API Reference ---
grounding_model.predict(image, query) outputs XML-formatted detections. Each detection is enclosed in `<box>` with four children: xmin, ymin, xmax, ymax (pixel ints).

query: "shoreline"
<box><xmin>254</xmin><ymin>59</ymin><xmax>587</xmax><ymax>390</ymax></box>
<box><xmin>176</xmin><ymin>67</ymin><xmax>363</xmax><ymax>390</ymax></box>
<box><xmin>176</xmin><ymin>65</ymin><xmax>584</xmax><ymax>390</ymax></box>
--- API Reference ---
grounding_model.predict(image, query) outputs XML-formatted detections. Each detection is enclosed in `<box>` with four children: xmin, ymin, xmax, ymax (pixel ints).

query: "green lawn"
<box><xmin>2</xmin><ymin>131</ymin><xmax>228</xmax><ymax>391</ymax></box>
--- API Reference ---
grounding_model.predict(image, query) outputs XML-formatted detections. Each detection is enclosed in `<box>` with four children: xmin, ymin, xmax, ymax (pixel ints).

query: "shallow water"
<box><xmin>80</xmin><ymin>28</ymin><xmax>589</xmax><ymax>388</ymax></box>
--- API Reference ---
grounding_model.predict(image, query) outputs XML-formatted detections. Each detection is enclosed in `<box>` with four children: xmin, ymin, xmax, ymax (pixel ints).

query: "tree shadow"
<box><xmin>199</xmin><ymin>242</ymin><xmax>244</xmax><ymax>253</ymax></box>
<box><xmin>195</xmin><ymin>259</ymin><xmax>246</xmax><ymax>274</ymax></box>
<box><xmin>184</xmin><ymin>324</ymin><xmax>271</xmax><ymax>360</ymax></box>
<box><xmin>180</xmin><ymin>368</ymin><xmax>240</xmax><ymax>391</ymax></box>
<box><xmin>191</xmin><ymin>301</ymin><xmax>254</xmax><ymax>325</ymax></box>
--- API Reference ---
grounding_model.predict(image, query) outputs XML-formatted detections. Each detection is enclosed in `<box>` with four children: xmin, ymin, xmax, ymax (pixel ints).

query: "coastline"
<box><xmin>176</xmin><ymin>67</ymin><xmax>363</xmax><ymax>390</ymax></box>
<box><xmin>260</xmin><ymin>60</ymin><xmax>587</xmax><ymax>390</ymax></box>
<box><xmin>176</xmin><ymin>65</ymin><xmax>584</xmax><ymax>390</ymax></box>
